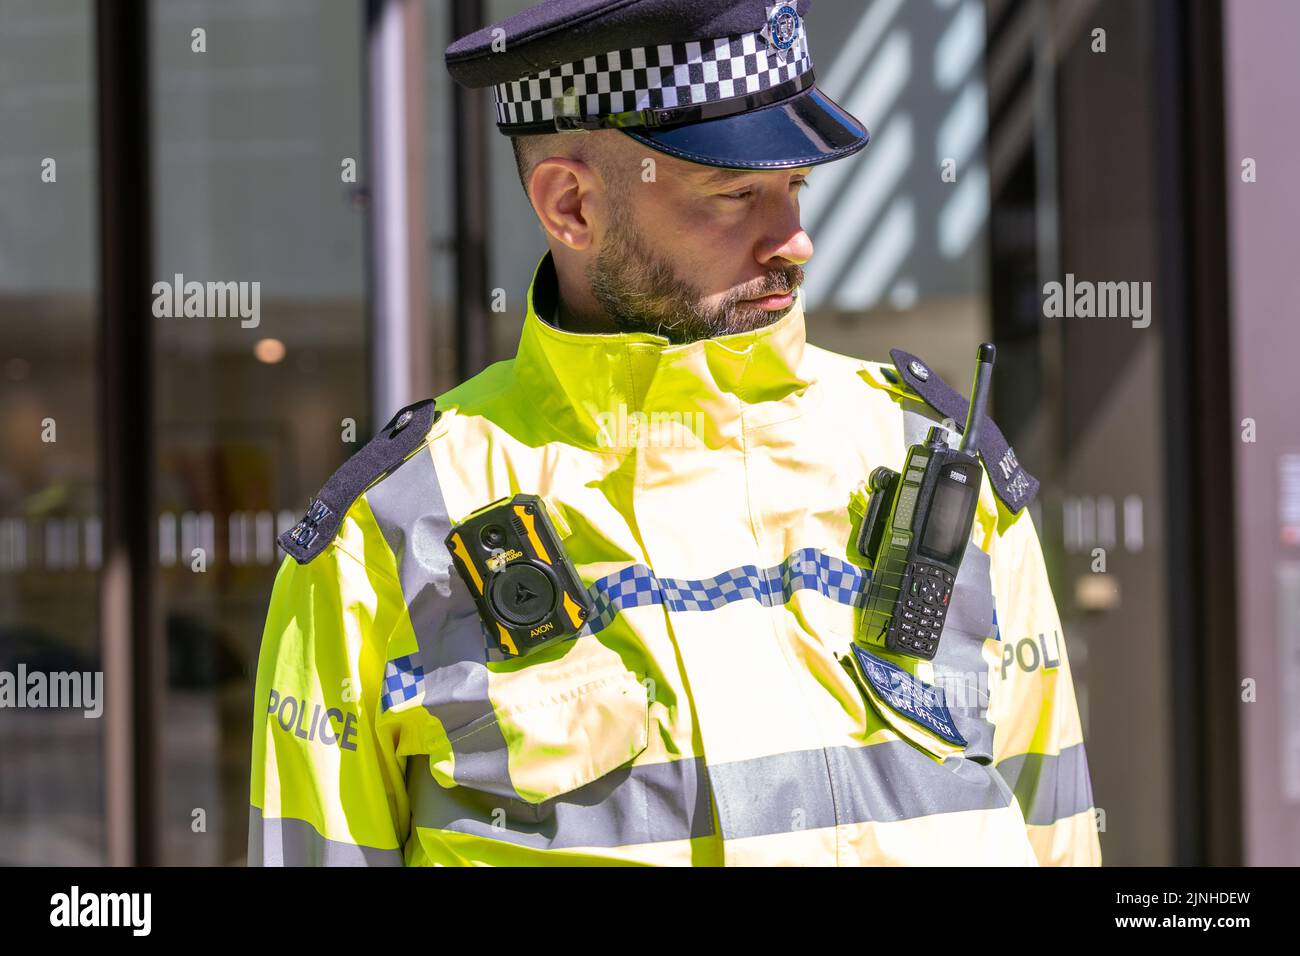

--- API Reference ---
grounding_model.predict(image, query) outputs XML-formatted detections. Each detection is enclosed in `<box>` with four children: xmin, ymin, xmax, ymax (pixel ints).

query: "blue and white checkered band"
<box><xmin>493</xmin><ymin>24</ymin><xmax>814</xmax><ymax>135</ymax></box>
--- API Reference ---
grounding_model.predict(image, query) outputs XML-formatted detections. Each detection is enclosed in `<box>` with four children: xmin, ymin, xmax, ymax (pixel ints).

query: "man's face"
<box><xmin>586</xmin><ymin>147</ymin><xmax>814</xmax><ymax>345</ymax></box>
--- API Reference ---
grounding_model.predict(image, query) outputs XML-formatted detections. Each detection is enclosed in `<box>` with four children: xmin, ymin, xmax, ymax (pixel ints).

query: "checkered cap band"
<box><xmin>493</xmin><ymin>28</ymin><xmax>813</xmax><ymax>129</ymax></box>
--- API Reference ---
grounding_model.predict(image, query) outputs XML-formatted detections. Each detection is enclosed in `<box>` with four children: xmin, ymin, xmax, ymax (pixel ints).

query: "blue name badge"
<box><xmin>850</xmin><ymin>643</ymin><xmax>968</xmax><ymax>747</ymax></box>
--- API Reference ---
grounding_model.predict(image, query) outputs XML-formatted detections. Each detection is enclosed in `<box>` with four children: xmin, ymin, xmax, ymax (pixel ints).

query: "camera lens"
<box><xmin>481</xmin><ymin>525</ymin><xmax>506</xmax><ymax>549</ymax></box>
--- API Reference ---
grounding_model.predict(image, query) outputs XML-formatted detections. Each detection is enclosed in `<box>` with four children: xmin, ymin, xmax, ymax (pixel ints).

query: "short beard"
<box><xmin>586</xmin><ymin>199</ymin><xmax>804</xmax><ymax>345</ymax></box>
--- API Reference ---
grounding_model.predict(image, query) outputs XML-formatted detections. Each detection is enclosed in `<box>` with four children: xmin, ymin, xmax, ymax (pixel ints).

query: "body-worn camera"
<box><xmin>445</xmin><ymin>494</ymin><xmax>591</xmax><ymax>657</ymax></box>
<box><xmin>854</xmin><ymin>344</ymin><xmax>995</xmax><ymax>660</ymax></box>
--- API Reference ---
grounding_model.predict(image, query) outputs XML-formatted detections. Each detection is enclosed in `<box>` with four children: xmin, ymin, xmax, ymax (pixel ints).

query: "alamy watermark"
<box><xmin>152</xmin><ymin>273</ymin><xmax>261</xmax><ymax>328</ymax></box>
<box><xmin>595</xmin><ymin>404</ymin><xmax>706</xmax><ymax>450</ymax></box>
<box><xmin>1042</xmin><ymin>273</ymin><xmax>1151</xmax><ymax>328</ymax></box>
<box><xmin>50</xmin><ymin>886</ymin><xmax>150</xmax><ymax>935</ymax></box>
<box><xmin>0</xmin><ymin>664</ymin><xmax>103</xmax><ymax>718</ymax></box>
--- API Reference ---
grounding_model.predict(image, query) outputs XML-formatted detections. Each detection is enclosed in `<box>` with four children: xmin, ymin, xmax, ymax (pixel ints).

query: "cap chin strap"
<box><xmin>501</xmin><ymin>70</ymin><xmax>816</xmax><ymax>137</ymax></box>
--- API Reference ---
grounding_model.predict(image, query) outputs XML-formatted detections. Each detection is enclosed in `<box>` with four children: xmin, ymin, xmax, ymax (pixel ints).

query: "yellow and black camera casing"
<box><xmin>445</xmin><ymin>493</ymin><xmax>591</xmax><ymax>657</ymax></box>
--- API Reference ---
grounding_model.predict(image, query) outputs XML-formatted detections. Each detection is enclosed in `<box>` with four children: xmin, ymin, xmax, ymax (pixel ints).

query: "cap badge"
<box><xmin>762</xmin><ymin>3</ymin><xmax>801</xmax><ymax>60</ymax></box>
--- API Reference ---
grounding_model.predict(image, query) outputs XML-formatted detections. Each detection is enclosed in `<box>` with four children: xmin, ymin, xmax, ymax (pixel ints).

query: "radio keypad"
<box><xmin>890</xmin><ymin>562</ymin><xmax>954</xmax><ymax>655</ymax></box>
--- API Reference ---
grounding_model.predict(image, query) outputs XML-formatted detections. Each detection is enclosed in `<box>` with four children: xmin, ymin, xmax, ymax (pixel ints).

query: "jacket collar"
<box><xmin>510</xmin><ymin>251</ymin><xmax>814</xmax><ymax>451</ymax></box>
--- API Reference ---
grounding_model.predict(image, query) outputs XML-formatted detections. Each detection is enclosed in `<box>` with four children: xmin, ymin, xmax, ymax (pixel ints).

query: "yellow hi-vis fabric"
<box><xmin>249</xmin><ymin>251</ymin><xmax>1102</xmax><ymax>867</ymax></box>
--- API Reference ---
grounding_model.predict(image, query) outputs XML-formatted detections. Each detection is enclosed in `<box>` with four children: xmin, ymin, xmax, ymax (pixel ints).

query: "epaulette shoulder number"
<box><xmin>278</xmin><ymin>399</ymin><xmax>440</xmax><ymax>564</ymax></box>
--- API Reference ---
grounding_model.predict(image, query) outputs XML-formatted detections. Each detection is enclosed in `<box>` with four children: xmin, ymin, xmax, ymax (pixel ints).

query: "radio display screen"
<box><xmin>918</xmin><ymin>473</ymin><xmax>978</xmax><ymax>564</ymax></box>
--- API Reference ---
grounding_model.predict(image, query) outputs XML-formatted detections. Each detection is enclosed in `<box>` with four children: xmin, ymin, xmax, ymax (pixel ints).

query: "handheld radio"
<box><xmin>854</xmin><ymin>344</ymin><xmax>996</xmax><ymax>660</ymax></box>
<box><xmin>446</xmin><ymin>494</ymin><xmax>592</xmax><ymax>657</ymax></box>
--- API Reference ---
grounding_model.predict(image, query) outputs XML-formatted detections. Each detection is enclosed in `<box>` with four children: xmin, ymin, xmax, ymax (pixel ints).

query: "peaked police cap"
<box><xmin>444</xmin><ymin>0</ymin><xmax>870</xmax><ymax>170</ymax></box>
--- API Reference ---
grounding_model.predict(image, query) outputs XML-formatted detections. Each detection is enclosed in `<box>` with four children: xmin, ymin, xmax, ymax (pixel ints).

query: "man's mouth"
<box><xmin>743</xmin><ymin>288</ymin><xmax>796</xmax><ymax>310</ymax></box>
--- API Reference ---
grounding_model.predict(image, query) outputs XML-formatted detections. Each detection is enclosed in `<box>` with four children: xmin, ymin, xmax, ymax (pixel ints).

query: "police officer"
<box><xmin>249</xmin><ymin>0</ymin><xmax>1101</xmax><ymax>866</ymax></box>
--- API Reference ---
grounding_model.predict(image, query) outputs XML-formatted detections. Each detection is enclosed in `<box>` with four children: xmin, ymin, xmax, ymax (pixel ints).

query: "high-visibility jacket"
<box><xmin>249</xmin><ymin>250</ymin><xmax>1102</xmax><ymax>866</ymax></box>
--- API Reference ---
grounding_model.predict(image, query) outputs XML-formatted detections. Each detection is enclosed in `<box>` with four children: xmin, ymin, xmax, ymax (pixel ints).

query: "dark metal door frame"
<box><xmin>95</xmin><ymin>0</ymin><xmax>161</xmax><ymax>867</ymax></box>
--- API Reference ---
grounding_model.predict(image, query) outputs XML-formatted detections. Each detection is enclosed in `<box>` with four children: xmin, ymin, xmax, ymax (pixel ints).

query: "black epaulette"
<box><xmin>278</xmin><ymin>399</ymin><xmax>441</xmax><ymax>564</ymax></box>
<box><xmin>884</xmin><ymin>349</ymin><xmax>1039</xmax><ymax>514</ymax></box>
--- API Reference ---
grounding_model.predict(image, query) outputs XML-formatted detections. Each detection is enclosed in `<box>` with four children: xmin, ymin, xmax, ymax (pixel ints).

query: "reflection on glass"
<box><xmin>150</xmin><ymin>0</ymin><xmax>367</xmax><ymax>864</ymax></box>
<box><xmin>0</xmin><ymin>0</ymin><xmax>104</xmax><ymax>866</ymax></box>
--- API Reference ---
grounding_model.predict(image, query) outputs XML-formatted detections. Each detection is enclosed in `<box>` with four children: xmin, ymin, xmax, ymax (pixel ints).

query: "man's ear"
<box><xmin>528</xmin><ymin>157</ymin><xmax>602</xmax><ymax>252</ymax></box>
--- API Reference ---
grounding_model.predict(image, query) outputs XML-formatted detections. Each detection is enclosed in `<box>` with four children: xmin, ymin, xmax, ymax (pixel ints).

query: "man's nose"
<box><xmin>756</xmin><ymin>193</ymin><xmax>814</xmax><ymax>267</ymax></box>
<box><xmin>770</xmin><ymin>228</ymin><xmax>814</xmax><ymax>267</ymax></box>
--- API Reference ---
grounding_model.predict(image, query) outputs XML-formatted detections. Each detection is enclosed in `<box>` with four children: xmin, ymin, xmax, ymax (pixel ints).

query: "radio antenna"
<box><xmin>959</xmin><ymin>343</ymin><xmax>995</xmax><ymax>454</ymax></box>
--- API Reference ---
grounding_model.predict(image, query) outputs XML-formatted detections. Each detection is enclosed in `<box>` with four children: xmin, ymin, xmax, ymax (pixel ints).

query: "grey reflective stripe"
<box><xmin>408</xmin><ymin>742</ymin><xmax>1016</xmax><ymax>851</ymax></box>
<box><xmin>899</xmin><ymin>404</ymin><xmax>998</xmax><ymax>759</ymax></box>
<box><xmin>901</xmin><ymin>398</ymin><xmax>959</xmax><ymax>447</ymax></box>
<box><xmin>248</xmin><ymin>806</ymin><xmax>403</xmax><ymax>866</ymax></box>
<box><xmin>712</xmin><ymin>747</ymin><xmax>838</xmax><ymax>835</ymax></box>
<box><xmin>365</xmin><ymin>448</ymin><xmax>524</xmax><ymax>802</ymax></box>
<box><xmin>711</xmin><ymin>741</ymin><xmax>1015</xmax><ymax>840</ymax></box>
<box><xmin>407</xmin><ymin>753</ymin><xmax>714</xmax><ymax>850</ymax></box>
<box><xmin>995</xmin><ymin>742</ymin><xmax>1096</xmax><ymax>825</ymax></box>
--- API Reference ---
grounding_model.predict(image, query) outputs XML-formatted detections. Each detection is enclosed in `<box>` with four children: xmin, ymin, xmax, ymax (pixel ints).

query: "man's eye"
<box><xmin>719</xmin><ymin>179</ymin><xmax>811</xmax><ymax>200</ymax></box>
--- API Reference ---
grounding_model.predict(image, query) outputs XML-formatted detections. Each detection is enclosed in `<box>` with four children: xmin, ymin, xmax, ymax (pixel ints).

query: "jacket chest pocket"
<box><xmin>842</xmin><ymin>642</ymin><xmax>969</xmax><ymax>761</ymax></box>
<box><xmin>837</xmin><ymin>537</ymin><xmax>998</xmax><ymax>763</ymax></box>
<box><xmin>427</xmin><ymin>662</ymin><xmax>650</xmax><ymax>806</ymax></box>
